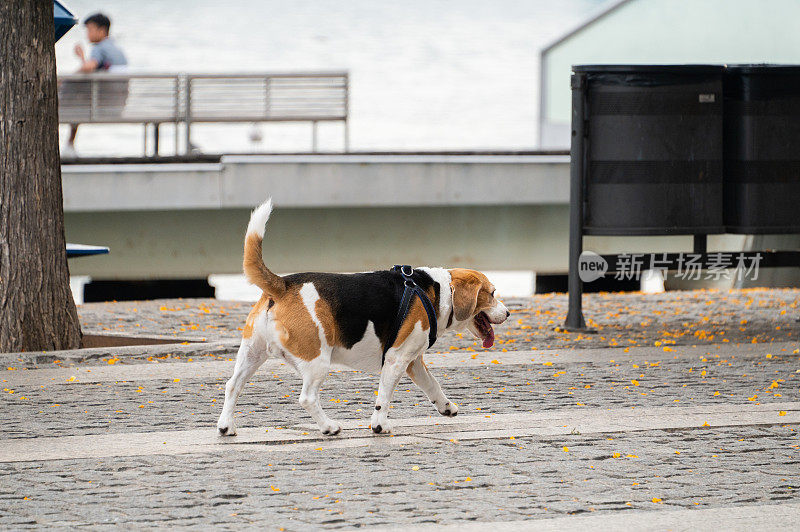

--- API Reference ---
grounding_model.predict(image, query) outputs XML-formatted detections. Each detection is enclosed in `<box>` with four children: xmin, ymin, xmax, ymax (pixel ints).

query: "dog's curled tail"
<box><xmin>243</xmin><ymin>198</ymin><xmax>286</xmax><ymax>298</ymax></box>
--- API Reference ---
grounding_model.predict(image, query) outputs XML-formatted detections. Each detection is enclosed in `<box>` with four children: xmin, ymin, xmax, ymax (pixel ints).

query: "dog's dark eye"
<box><xmin>491</xmin><ymin>290</ymin><xmax>496</xmax><ymax>297</ymax></box>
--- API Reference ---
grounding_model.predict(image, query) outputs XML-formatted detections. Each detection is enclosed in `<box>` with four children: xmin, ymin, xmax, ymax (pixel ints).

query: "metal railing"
<box><xmin>57</xmin><ymin>71</ymin><xmax>349</xmax><ymax>154</ymax></box>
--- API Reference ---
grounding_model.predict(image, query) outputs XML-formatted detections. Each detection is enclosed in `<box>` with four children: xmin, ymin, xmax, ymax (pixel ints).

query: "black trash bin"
<box><xmin>574</xmin><ymin>65</ymin><xmax>725</xmax><ymax>235</ymax></box>
<box><xmin>724</xmin><ymin>65</ymin><xmax>800</xmax><ymax>234</ymax></box>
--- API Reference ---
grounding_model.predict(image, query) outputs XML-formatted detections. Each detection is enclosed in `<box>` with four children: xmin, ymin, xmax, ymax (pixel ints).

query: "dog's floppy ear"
<box><xmin>450</xmin><ymin>274</ymin><xmax>481</xmax><ymax>322</ymax></box>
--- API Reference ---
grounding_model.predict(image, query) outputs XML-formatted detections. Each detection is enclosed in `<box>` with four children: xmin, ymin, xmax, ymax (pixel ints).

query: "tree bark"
<box><xmin>0</xmin><ymin>0</ymin><xmax>82</xmax><ymax>351</ymax></box>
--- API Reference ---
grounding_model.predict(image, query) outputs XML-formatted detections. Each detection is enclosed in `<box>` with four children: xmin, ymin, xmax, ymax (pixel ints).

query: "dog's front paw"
<box><xmin>320</xmin><ymin>420</ymin><xmax>342</xmax><ymax>436</ymax></box>
<box><xmin>437</xmin><ymin>400</ymin><xmax>458</xmax><ymax>417</ymax></box>
<box><xmin>371</xmin><ymin>421</ymin><xmax>392</xmax><ymax>434</ymax></box>
<box><xmin>370</xmin><ymin>410</ymin><xmax>392</xmax><ymax>434</ymax></box>
<box><xmin>217</xmin><ymin>417</ymin><xmax>237</xmax><ymax>437</ymax></box>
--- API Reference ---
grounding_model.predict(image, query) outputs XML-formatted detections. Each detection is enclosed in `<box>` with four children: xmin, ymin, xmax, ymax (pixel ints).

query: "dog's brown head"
<box><xmin>448</xmin><ymin>268</ymin><xmax>509</xmax><ymax>348</ymax></box>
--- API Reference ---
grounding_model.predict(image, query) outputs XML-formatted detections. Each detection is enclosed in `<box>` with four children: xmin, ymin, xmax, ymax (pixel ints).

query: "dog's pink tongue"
<box><xmin>482</xmin><ymin>325</ymin><xmax>495</xmax><ymax>348</ymax></box>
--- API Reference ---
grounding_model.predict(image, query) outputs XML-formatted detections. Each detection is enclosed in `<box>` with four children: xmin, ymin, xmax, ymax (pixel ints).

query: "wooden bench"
<box><xmin>58</xmin><ymin>72</ymin><xmax>349</xmax><ymax>154</ymax></box>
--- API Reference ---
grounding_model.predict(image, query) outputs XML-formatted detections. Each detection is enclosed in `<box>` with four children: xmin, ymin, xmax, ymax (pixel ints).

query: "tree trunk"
<box><xmin>0</xmin><ymin>0</ymin><xmax>82</xmax><ymax>352</ymax></box>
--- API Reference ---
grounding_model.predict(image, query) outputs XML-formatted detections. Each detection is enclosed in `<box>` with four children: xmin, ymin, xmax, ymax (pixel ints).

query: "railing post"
<box><xmin>344</xmin><ymin>73</ymin><xmax>350</xmax><ymax>152</ymax></box>
<box><xmin>90</xmin><ymin>76</ymin><xmax>97</xmax><ymax>121</ymax></box>
<box><xmin>312</xmin><ymin>121</ymin><xmax>318</xmax><ymax>152</ymax></box>
<box><xmin>565</xmin><ymin>72</ymin><xmax>589</xmax><ymax>331</ymax></box>
<box><xmin>265</xmin><ymin>75</ymin><xmax>271</xmax><ymax>119</ymax></box>
<box><xmin>174</xmin><ymin>75</ymin><xmax>180</xmax><ymax>155</ymax></box>
<box><xmin>184</xmin><ymin>75</ymin><xmax>192</xmax><ymax>155</ymax></box>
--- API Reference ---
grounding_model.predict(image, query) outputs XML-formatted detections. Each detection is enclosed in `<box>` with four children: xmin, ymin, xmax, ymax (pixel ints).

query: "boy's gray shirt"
<box><xmin>89</xmin><ymin>37</ymin><xmax>127</xmax><ymax>71</ymax></box>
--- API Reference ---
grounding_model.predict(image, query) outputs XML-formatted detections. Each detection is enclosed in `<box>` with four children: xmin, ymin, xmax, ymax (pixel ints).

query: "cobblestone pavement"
<box><xmin>1</xmin><ymin>424</ymin><xmax>798</xmax><ymax>528</ymax></box>
<box><xmin>77</xmin><ymin>288</ymin><xmax>799</xmax><ymax>353</ymax></box>
<box><xmin>1</xmin><ymin>291</ymin><xmax>799</xmax><ymax>528</ymax></box>
<box><xmin>2</xmin><ymin>346</ymin><xmax>799</xmax><ymax>440</ymax></box>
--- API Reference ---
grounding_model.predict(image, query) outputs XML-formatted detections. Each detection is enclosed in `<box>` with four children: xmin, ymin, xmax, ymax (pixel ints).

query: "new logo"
<box><xmin>578</xmin><ymin>251</ymin><xmax>607</xmax><ymax>282</ymax></box>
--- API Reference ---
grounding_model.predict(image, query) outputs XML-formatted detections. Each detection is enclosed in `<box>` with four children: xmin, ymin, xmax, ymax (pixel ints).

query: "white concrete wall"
<box><xmin>540</xmin><ymin>0</ymin><xmax>800</xmax><ymax>148</ymax></box>
<box><xmin>60</xmin><ymin>155</ymin><xmax>767</xmax><ymax>281</ymax></box>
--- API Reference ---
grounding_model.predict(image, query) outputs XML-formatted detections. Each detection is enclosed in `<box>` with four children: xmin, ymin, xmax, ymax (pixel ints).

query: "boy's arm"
<box><xmin>74</xmin><ymin>44</ymin><xmax>99</xmax><ymax>72</ymax></box>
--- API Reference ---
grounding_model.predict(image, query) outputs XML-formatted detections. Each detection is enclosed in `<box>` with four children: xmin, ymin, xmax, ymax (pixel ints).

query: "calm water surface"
<box><xmin>57</xmin><ymin>0</ymin><xmax>607</xmax><ymax>154</ymax></box>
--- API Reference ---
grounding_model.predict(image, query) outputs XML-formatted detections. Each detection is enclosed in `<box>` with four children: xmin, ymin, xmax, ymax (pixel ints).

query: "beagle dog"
<box><xmin>217</xmin><ymin>199</ymin><xmax>509</xmax><ymax>436</ymax></box>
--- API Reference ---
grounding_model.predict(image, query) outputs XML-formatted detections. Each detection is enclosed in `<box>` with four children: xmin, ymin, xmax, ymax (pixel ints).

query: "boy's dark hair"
<box><xmin>83</xmin><ymin>13</ymin><xmax>111</xmax><ymax>32</ymax></box>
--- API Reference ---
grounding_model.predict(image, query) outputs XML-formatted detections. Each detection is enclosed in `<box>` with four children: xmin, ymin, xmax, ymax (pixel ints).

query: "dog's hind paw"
<box><xmin>437</xmin><ymin>401</ymin><xmax>459</xmax><ymax>417</ymax></box>
<box><xmin>217</xmin><ymin>420</ymin><xmax>237</xmax><ymax>437</ymax></box>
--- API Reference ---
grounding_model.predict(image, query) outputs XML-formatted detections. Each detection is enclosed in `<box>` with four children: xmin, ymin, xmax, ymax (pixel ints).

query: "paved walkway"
<box><xmin>0</xmin><ymin>290</ymin><xmax>798</xmax><ymax>528</ymax></box>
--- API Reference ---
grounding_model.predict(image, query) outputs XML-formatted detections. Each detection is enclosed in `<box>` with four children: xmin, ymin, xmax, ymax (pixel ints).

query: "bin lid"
<box><xmin>54</xmin><ymin>1</ymin><xmax>78</xmax><ymax>43</ymax></box>
<box><xmin>726</xmin><ymin>64</ymin><xmax>800</xmax><ymax>75</ymax></box>
<box><xmin>573</xmin><ymin>64</ymin><xmax>724</xmax><ymax>74</ymax></box>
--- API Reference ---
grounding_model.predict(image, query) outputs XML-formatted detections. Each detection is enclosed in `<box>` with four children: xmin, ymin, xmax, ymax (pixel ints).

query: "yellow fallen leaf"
<box><xmin>631</xmin><ymin>379</ymin><xmax>640</xmax><ymax>386</ymax></box>
<box><xmin>412</xmin><ymin>465</ymin><xmax>420</xmax><ymax>471</ymax></box>
<box><xmin>562</xmin><ymin>446</ymin><xmax>569</xmax><ymax>452</ymax></box>
<box><xmin>779</xmin><ymin>411</ymin><xmax>787</xmax><ymax>416</ymax></box>
<box><xmin>173</xmin><ymin>378</ymin><xmax>180</xmax><ymax>383</ymax></box>
<box><xmin>652</xmin><ymin>497</ymin><xmax>662</xmax><ymax>503</ymax></box>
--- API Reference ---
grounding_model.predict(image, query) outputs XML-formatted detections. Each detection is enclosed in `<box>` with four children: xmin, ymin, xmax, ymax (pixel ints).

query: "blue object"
<box><xmin>66</xmin><ymin>243</ymin><xmax>109</xmax><ymax>258</ymax></box>
<box><xmin>54</xmin><ymin>1</ymin><xmax>78</xmax><ymax>43</ymax></box>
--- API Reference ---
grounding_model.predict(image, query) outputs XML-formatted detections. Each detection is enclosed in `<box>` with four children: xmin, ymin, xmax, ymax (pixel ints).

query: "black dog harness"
<box><xmin>382</xmin><ymin>265</ymin><xmax>438</xmax><ymax>366</ymax></box>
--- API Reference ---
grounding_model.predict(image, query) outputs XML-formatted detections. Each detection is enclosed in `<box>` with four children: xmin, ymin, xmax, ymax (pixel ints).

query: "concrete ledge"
<box><xmin>374</xmin><ymin>502</ymin><xmax>800</xmax><ymax>531</ymax></box>
<box><xmin>2</xmin><ymin>403</ymin><xmax>796</xmax><ymax>463</ymax></box>
<box><xmin>62</xmin><ymin>153</ymin><xmax>570</xmax><ymax>212</ymax></box>
<box><xmin>2</xmin><ymin>341</ymin><xmax>796</xmax><ymax>384</ymax></box>
<box><xmin>0</xmin><ymin>339</ymin><xmax>238</xmax><ymax>367</ymax></box>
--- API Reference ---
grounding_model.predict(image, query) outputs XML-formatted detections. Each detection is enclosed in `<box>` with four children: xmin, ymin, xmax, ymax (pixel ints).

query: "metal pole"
<box><xmin>312</xmin><ymin>121</ymin><xmax>318</xmax><ymax>152</ymax></box>
<box><xmin>344</xmin><ymin>119</ymin><xmax>349</xmax><ymax>152</ymax></box>
<box><xmin>693</xmin><ymin>234</ymin><xmax>707</xmax><ymax>254</ymax></box>
<box><xmin>565</xmin><ymin>72</ymin><xmax>589</xmax><ymax>331</ymax></box>
<box><xmin>143</xmin><ymin>123</ymin><xmax>148</xmax><ymax>157</ymax></box>
<box><xmin>154</xmin><ymin>123</ymin><xmax>160</xmax><ymax>156</ymax></box>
